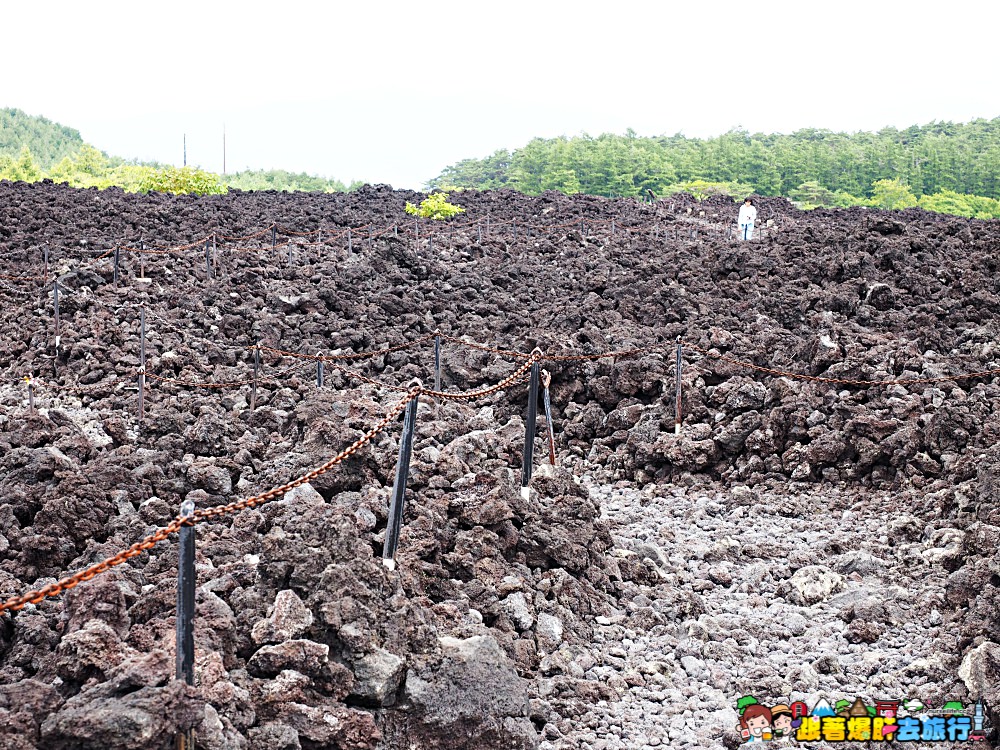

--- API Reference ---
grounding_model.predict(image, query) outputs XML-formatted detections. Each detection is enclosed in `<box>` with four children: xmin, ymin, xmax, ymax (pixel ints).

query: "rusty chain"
<box><xmin>0</xmin><ymin>519</ymin><xmax>185</xmax><ymax>613</ymax></box>
<box><xmin>0</xmin><ymin>387</ymin><xmax>419</xmax><ymax>614</ymax></box>
<box><xmin>684</xmin><ymin>341</ymin><xmax>1000</xmax><ymax>387</ymax></box>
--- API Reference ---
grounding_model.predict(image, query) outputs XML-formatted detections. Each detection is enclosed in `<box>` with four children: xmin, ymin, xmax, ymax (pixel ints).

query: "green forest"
<box><xmin>0</xmin><ymin>108</ymin><xmax>356</xmax><ymax>196</ymax></box>
<box><xmin>3</xmin><ymin>106</ymin><xmax>1000</xmax><ymax>219</ymax></box>
<box><xmin>427</xmin><ymin>120</ymin><xmax>1000</xmax><ymax>219</ymax></box>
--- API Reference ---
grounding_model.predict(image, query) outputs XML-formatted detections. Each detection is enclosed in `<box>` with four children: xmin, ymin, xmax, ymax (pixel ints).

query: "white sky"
<box><xmin>3</xmin><ymin>1</ymin><xmax>997</xmax><ymax>189</ymax></box>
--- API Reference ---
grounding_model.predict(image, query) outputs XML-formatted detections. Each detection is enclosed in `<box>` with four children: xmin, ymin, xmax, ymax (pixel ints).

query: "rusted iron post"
<box><xmin>383</xmin><ymin>384</ymin><xmax>420</xmax><ymax>570</ymax></box>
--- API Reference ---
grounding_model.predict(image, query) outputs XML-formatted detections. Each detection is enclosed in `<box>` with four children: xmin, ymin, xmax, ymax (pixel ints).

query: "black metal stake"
<box><xmin>212</xmin><ymin>234</ymin><xmax>217</xmax><ymax>272</ymax></box>
<box><xmin>139</xmin><ymin>308</ymin><xmax>146</xmax><ymax>424</ymax></box>
<box><xmin>348</xmin><ymin>228</ymin><xmax>352</xmax><ymax>254</ymax></box>
<box><xmin>383</xmin><ymin>387</ymin><xmax>420</xmax><ymax>570</ymax></box>
<box><xmin>288</xmin><ymin>241</ymin><xmax>293</xmax><ymax>267</ymax></box>
<box><xmin>140</xmin><ymin>240</ymin><xmax>145</xmax><ymax>279</ymax></box>
<box><xmin>43</xmin><ymin>244</ymin><xmax>49</xmax><ymax>278</ymax></box>
<box><xmin>542</xmin><ymin>369</ymin><xmax>556</xmax><ymax>465</ymax></box>
<box><xmin>25</xmin><ymin>375</ymin><xmax>34</xmax><ymax>414</ymax></box>
<box><xmin>477</xmin><ymin>222</ymin><xmax>482</xmax><ymax>243</ymax></box>
<box><xmin>434</xmin><ymin>333</ymin><xmax>441</xmax><ymax>392</ymax></box>
<box><xmin>316</xmin><ymin>356</ymin><xmax>324</xmax><ymax>388</ymax></box>
<box><xmin>674</xmin><ymin>336</ymin><xmax>683</xmax><ymax>434</ymax></box>
<box><xmin>204</xmin><ymin>239</ymin><xmax>211</xmax><ymax>279</ymax></box>
<box><xmin>520</xmin><ymin>359</ymin><xmax>541</xmax><ymax>497</ymax></box>
<box><xmin>251</xmin><ymin>343</ymin><xmax>260</xmax><ymax>411</ymax></box>
<box><xmin>113</xmin><ymin>246</ymin><xmax>120</xmax><ymax>287</ymax></box>
<box><xmin>53</xmin><ymin>279</ymin><xmax>60</xmax><ymax>352</ymax></box>
<box><xmin>270</xmin><ymin>226</ymin><xmax>276</xmax><ymax>250</ymax></box>
<box><xmin>175</xmin><ymin>498</ymin><xmax>196</xmax><ymax>750</ymax></box>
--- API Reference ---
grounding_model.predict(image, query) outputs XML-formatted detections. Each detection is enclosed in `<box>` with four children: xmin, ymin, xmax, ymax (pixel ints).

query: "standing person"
<box><xmin>738</xmin><ymin>197</ymin><xmax>757</xmax><ymax>241</ymax></box>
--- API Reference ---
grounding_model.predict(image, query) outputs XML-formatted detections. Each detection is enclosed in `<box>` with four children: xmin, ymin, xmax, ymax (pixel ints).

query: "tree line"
<box><xmin>0</xmin><ymin>108</ymin><xmax>358</xmax><ymax>196</ymax></box>
<box><xmin>427</xmin><ymin>120</ymin><xmax>1000</xmax><ymax>219</ymax></box>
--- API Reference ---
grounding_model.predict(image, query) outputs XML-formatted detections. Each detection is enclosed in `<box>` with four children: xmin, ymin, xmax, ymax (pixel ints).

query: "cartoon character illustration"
<box><xmin>738</xmin><ymin>704</ymin><xmax>773</xmax><ymax>743</ymax></box>
<box><xmin>770</xmin><ymin>704</ymin><xmax>796</xmax><ymax>740</ymax></box>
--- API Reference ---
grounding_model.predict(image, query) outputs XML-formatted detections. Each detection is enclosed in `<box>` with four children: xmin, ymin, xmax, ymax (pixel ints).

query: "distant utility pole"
<box><xmin>183</xmin><ymin>134</ymin><xmax>187</xmax><ymax>167</ymax></box>
<box><xmin>222</xmin><ymin>124</ymin><xmax>226</xmax><ymax>175</ymax></box>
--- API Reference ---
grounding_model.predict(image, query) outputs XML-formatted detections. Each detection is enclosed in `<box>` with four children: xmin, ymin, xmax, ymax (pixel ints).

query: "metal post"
<box><xmin>175</xmin><ymin>498</ymin><xmax>196</xmax><ymax>750</ymax></box>
<box><xmin>434</xmin><ymin>333</ymin><xmax>441</xmax><ymax>392</ymax></box>
<box><xmin>477</xmin><ymin>222</ymin><xmax>482</xmax><ymax>243</ymax></box>
<box><xmin>140</xmin><ymin>240</ymin><xmax>146</xmax><ymax>280</ymax></box>
<box><xmin>316</xmin><ymin>355</ymin><xmax>324</xmax><ymax>388</ymax></box>
<box><xmin>251</xmin><ymin>343</ymin><xmax>260</xmax><ymax>411</ymax></box>
<box><xmin>270</xmin><ymin>226</ymin><xmax>276</xmax><ymax>250</ymax></box>
<box><xmin>25</xmin><ymin>376</ymin><xmax>34</xmax><ymax>414</ymax></box>
<box><xmin>383</xmin><ymin>386</ymin><xmax>420</xmax><ymax>570</ymax></box>
<box><xmin>348</xmin><ymin>228</ymin><xmax>352</xmax><ymax>254</ymax></box>
<box><xmin>674</xmin><ymin>336</ymin><xmax>683</xmax><ymax>434</ymax></box>
<box><xmin>288</xmin><ymin>240</ymin><xmax>293</xmax><ymax>266</ymax></box>
<box><xmin>43</xmin><ymin>244</ymin><xmax>49</xmax><ymax>278</ymax></box>
<box><xmin>513</xmin><ymin>221</ymin><xmax>517</xmax><ymax>241</ymax></box>
<box><xmin>139</xmin><ymin>308</ymin><xmax>146</xmax><ymax>423</ymax></box>
<box><xmin>204</xmin><ymin>239</ymin><xmax>211</xmax><ymax>279</ymax></box>
<box><xmin>53</xmin><ymin>279</ymin><xmax>60</xmax><ymax>352</ymax></box>
<box><xmin>520</xmin><ymin>359</ymin><xmax>541</xmax><ymax>498</ymax></box>
<box><xmin>542</xmin><ymin>369</ymin><xmax>556</xmax><ymax>465</ymax></box>
<box><xmin>369</xmin><ymin>225</ymin><xmax>373</xmax><ymax>249</ymax></box>
<box><xmin>211</xmin><ymin>234</ymin><xmax>217</xmax><ymax>272</ymax></box>
<box><xmin>113</xmin><ymin>246</ymin><xmax>120</xmax><ymax>287</ymax></box>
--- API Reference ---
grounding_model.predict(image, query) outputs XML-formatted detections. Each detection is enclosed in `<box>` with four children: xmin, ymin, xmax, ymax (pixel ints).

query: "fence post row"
<box><xmin>383</xmin><ymin>384</ymin><xmax>420</xmax><ymax>571</ymax></box>
<box><xmin>520</xmin><ymin>355</ymin><xmax>542</xmax><ymax>498</ymax></box>
<box><xmin>541</xmin><ymin>369</ymin><xmax>556</xmax><ymax>466</ymax></box>
<box><xmin>175</xmin><ymin>498</ymin><xmax>196</xmax><ymax>750</ymax></box>
<box><xmin>674</xmin><ymin>336</ymin><xmax>683</xmax><ymax>434</ymax></box>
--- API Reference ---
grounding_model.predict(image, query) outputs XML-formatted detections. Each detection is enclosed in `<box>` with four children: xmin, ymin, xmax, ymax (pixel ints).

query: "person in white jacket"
<box><xmin>738</xmin><ymin>197</ymin><xmax>757</xmax><ymax>240</ymax></box>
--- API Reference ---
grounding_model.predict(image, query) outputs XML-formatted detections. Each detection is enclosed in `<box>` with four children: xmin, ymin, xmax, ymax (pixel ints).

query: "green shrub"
<box><xmin>405</xmin><ymin>192</ymin><xmax>465</xmax><ymax>220</ymax></box>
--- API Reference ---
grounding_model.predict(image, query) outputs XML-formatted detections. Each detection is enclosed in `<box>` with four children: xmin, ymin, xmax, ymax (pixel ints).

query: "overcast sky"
<box><xmin>4</xmin><ymin>1</ymin><xmax>997</xmax><ymax>189</ymax></box>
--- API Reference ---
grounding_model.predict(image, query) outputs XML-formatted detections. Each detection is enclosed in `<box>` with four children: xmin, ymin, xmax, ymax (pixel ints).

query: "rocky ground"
<box><xmin>0</xmin><ymin>181</ymin><xmax>998</xmax><ymax>748</ymax></box>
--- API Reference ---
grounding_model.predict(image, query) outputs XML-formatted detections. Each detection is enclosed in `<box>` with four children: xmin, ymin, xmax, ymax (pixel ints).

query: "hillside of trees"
<box><xmin>0</xmin><ymin>108</ymin><xmax>356</xmax><ymax>195</ymax></box>
<box><xmin>427</xmin><ymin>120</ymin><xmax>1000</xmax><ymax>219</ymax></box>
